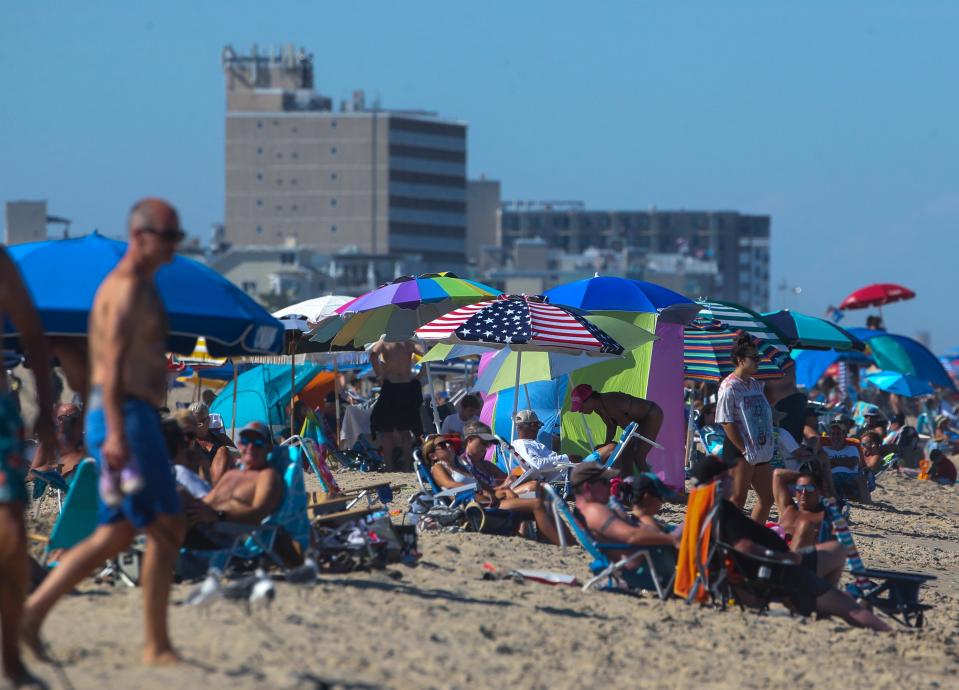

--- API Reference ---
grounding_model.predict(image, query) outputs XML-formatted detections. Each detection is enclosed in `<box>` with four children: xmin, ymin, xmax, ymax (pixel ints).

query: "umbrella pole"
<box><xmin>510</xmin><ymin>350</ymin><xmax>522</xmax><ymax>442</ymax></box>
<box><xmin>290</xmin><ymin>343</ymin><xmax>296</xmax><ymax>436</ymax></box>
<box><xmin>523</xmin><ymin>383</ymin><xmax>532</xmax><ymax>410</ymax></box>
<box><xmin>334</xmin><ymin>360</ymin><xmax>342</xmax><ymax>449</ymax></box>
<box><xmin>230</xmin><ymin>358</ymin><xmax>237</xmax><ymax>440</ymax></box>
<box><xmin>424</xmin><ymin>362</ymin><xmax>442</xmax><ymax>433</ymax></box>
<box><xmin>580</xmin><ymin>413</ymin><xmax>596</xmax><ymax>450</ymax></box>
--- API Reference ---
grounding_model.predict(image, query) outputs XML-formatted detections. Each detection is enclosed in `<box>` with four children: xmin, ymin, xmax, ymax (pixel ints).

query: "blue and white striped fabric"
<box><xmin>696</xmin><ymin>300</ymin><xmax>787</xmax><ymax>351</ymax></box>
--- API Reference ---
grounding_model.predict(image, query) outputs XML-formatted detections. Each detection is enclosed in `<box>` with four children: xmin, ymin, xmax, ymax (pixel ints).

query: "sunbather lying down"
<box><xmin>689</xmin><ymin>455</ymin><xmax>890</xmax><ymax>632</ymax></box>
<box><xmin>422</xmin><ymin>434</ymin><xmax>561</xmax><ymax>545</ymax></box>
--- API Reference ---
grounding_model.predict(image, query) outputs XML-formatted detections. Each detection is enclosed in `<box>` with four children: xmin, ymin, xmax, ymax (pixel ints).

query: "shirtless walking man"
<box><xmin>369</xmin><ymin>338</ymin><xmax>425</xmax><ymax>471</ymax></box>
<box><xmin>0</xmin><ymin>247</ymin><xmax>56</xmax><ymax>688</ymax></box>
<box><xmin>23</xmin><ymin>198</ymin><xmax>187</xmax><ymax>666</ymax></box>
<box><xmin>569</xmin><ymin>383</ymin><xmax>663</xmax><ymax>478</ymax></box>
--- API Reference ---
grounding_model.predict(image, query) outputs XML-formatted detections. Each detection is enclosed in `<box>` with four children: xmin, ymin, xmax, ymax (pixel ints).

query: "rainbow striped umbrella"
<box><xmin>684</xmin><ymin>318</ymin><xmax>790</xmax><ymax>382</ymax></box>
<box><xmin>308</xmin><ymin>273</ymin><xmax>500</xmax><ymax>348</ymax></box>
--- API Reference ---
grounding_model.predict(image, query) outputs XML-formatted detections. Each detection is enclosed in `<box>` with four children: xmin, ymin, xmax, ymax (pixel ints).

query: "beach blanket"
<box><xmin>674</xmin><ymin>482</ymin><xmax>717</xmax><ymax>601</ymax></box>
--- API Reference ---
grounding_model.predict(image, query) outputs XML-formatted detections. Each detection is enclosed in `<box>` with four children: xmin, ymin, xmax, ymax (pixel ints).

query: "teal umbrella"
<box><xmin>864</xmin><ymin>371</ymin><xmax>933</xmax><ymax>398</ymax></box>
<box><xmin>762</xmin><ymin>309</ymin><xmax>866</xmax><ymax>352</ymax></box>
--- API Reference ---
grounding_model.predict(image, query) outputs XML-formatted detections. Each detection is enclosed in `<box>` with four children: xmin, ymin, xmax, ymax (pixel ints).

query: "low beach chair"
<box><xmin>494</xmin><ymin>441</ymin><xmax>573</xmax><ymax>495</ymax></box>
<box><xmin>410</xmin><ymin>450</ymin><xmax>477</xmax><ymax>508</ymax></box>
<box><xmin>38</xmin><ymin>459</ymin><xmax>98</xmax><ymax>566</ymax></box>
<box><xmin>178</xmin><ymin>446</ymin><xmax>311</xmax><ymax>577</ymax></box>
<box><xmin>542</xmin><ymin>484</ymin><xmax>675</xmax><ymax>599</ymax></box>
<box><xmin>285</xmin><ymin>436</ymin><xmax>393</xmax><ymax>512</ymax></box>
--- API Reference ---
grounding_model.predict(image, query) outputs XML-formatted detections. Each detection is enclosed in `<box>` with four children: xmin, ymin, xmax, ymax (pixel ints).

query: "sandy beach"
<box><xmin>21</xmin><ymin>467</ymin><xmax>958</xmax><ymax>690</ymax></box>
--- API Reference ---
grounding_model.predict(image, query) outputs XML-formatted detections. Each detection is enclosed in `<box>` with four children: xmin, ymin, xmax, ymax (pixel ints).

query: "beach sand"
<box><xmin>22</xmin><ymin>469</ymin><xmax>959</xmax><ymax>690</ymax></box>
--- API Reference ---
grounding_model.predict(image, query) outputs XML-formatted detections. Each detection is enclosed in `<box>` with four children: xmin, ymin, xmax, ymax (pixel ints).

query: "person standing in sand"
<box><xmin>23</xmin><ymin>198</ymin><xmax>187</xmax><ymax>666</ymax></box>
<box><xmin>0</xmin><ymin>247</ymin><xmax>57</xmax><ymax>689</ymax></box>
<box><xmin>368</xmin><ymin>338</ymin><xmax>425</xmax><ymax>470</ymax></box>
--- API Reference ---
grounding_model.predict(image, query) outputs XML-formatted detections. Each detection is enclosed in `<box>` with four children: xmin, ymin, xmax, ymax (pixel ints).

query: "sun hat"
<box><xmin>570</xmin><ymin>384</ymin><xmax>595</xmax><ymax>413</ymax></box>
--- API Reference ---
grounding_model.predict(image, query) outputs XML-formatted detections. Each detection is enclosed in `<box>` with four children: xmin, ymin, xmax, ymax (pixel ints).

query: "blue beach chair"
<box><xmin>41</xmin><ymin>459</ymin><xmax>98</xmax><ymax>566</ymax></box>
<box><xmin>541</xmin><ymin>483</ymin><xmax>675</xmax><ymax>599</ymax></box>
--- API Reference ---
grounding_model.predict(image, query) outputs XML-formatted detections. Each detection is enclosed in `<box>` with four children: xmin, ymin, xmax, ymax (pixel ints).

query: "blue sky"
<box><xmin>2</xmin><ymin>2</ymin><xmax>957</xmax><ymax>349</ymax></box>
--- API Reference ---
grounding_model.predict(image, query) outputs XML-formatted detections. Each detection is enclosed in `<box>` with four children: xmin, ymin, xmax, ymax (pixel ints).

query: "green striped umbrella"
<box><xmin>696</xmin><ymin>300</ymin><xmax>787</xmax><ymax>350</ymax></box>
<box><xmin>761</xmin><ymin>309</ymin><xmax>866</xmax><ymax>352</ymax></box>
<box><xmin>684</xmin><ymin>318</ymin><xmax>790</xmax><ymax>382</ymax></box>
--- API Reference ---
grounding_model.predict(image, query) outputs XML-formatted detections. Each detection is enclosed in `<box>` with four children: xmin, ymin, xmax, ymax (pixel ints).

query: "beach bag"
<box><xmin>463</xmin><ymin>501</ymin><xmax>519</xmax><ymax>536</ymax></box>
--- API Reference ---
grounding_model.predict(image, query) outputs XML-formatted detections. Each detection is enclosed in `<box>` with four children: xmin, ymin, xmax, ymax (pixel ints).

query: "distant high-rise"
<box><xmin>500</xmin><ymin>204</ymin><xmax>771</xmax><ymax>310</ymax></box>
<box><xmin>222</xmin><ymin>44</ymin><xmax>467</xmax><ymax>272</ymax></box>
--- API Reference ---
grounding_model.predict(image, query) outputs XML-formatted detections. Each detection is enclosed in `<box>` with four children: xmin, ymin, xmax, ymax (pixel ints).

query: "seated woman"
<box><xmin>422</xmin><ymin>434</ymin><xmax>561</xmax><ymax>544</ymax></box>
<box><xmin>859</xmin><ymin>431</ymin><xmax>885</xmax><ymax>473</ymax></box>
<box><xmin>625</xmin><ymin>473</ymin><xmax>679</xmax><ymax>535</ymax></box>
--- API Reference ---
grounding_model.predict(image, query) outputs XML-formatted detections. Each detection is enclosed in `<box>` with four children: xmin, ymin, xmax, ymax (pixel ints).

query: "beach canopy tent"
<box><xmin>210</xmin><ymin>363</ymin><xmax>341</xmax><ymax>436</ymax></box>
<box><xmin>3</xmin><ymin>233</ymin><xmax>283</xmax><ymax>357</ymax></box>
<box><xmin>849</xmin><ymin>328</ymin><xmax>956</xmax><ymax>391</ymax></box>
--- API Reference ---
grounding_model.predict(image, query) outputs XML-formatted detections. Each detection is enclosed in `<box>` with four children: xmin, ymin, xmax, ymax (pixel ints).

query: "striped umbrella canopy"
<box><xmin>684</xmin><ymin>318</ymin><xmax>790</xmax><ymax>382</ymax></box>
<box><xmin>416</xmin><ymin>294</ymin><xmax>625</xmax><ymax>355</ymax></box>
<box><xmin>761</xmin><ymin>309</ymin><xmax>866</xmax><ymax>352</ymax></box>
<box><xmin>309</xmin><ymin>273</ymin><xmax>500</xmax><ymax>348</ymax></box>
<box><xmin>696</xmin><ymin>300</ymin><xmax>787</xmax><ymax>350</ymax></box>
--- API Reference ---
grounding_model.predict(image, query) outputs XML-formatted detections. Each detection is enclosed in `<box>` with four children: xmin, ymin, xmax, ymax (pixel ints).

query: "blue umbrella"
<box><xmin>544</xmin><ymin>275</ymin><xmax>698</xmax><ymax>323</ymax></box>
<box><xmin>849</xmin><ymin>328</ymin><xmax>956</xmax><ymax>392</ymax></box>
<box><xmin>864</xmin><ymin>371</ymin><xmax>934</xmax><ymax>397</ymax></box>
<box><xmin>4</xmin><ymin>233</ymin><xmax>283</xmax><ymax>356</ymax></box>
<box><xmin>792</xmin><ymin>348</ymin><xmax>873</xmax><ymax>390</ymax></box>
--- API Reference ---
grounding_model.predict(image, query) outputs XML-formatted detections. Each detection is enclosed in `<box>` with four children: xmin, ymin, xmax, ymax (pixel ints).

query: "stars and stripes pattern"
<box><xmin>416</xmin><ymin>295</ymin><xmax>624</xmax><ymax>355</ymax></box>
<box><xmin>696</xmin><ymin>300</ymin><xmax>787</xmax><ymax>351</ymax></box>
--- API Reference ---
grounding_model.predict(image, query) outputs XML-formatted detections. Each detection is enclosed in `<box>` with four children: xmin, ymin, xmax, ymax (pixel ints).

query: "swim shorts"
<box><xmin>86</xmin><ymin>388</ymin><xmax>181</xmax><ymax>528</ymax></box>
<box><xmin>370</xmin><ymin>380</ymin><xmax>424</xmax><ymax>436</ymax></box>
<box><xmin>0</xmin><ymin>393</ymin><xmax>28</xmax><ymax>505</ymax></box>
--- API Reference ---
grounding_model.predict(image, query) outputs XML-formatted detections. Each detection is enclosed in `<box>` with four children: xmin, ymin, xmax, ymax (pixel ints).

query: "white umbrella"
<box><xmin>272</xmin><ymin>295</ymin><xmax>353</xmax><ymax>332</ymax></box>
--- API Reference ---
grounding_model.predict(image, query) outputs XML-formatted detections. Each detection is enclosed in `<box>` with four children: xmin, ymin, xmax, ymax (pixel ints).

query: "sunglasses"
<box><xmin>790</xmin><ymin>484</ymin><xmax>817</xmax><ymax>494</ymax></box>
<box><xmin>435</xmin><ymin>441</ymin><xmax>454</xmax><ymax>450</ymax></box>
<box><xmin>238</xmin><ymin>435</ymin><xmax>267</xmax><ymax>448</ymax></box>
<box><xmin>140</xmin><ymin>226</ymin><xmax>185</xmax><ymax>243</ymax></box>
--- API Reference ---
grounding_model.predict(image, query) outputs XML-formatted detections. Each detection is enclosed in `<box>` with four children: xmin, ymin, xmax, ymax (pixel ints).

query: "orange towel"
<box><xmin>673</xmin><ymin>482</ymin><xmax>718</xmax><ymax>602</ymax></box>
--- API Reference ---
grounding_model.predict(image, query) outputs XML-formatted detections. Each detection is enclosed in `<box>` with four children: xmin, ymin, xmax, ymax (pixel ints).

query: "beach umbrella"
<box><xmin>848</xmin><ymin>328</ymin><xmax>955</xmax><ymax>391</ymax></box>
<box><xmin>272</xmin><ymin>295</ymin><xmax>353</xmax><ymax>333</ymax></box>
<box><xmin>840</xmin><ymin>283</ymin><xmax>915</xmax><ymax>311</ymax></box>
<box><xmin>696</xmin><ymin>300</ymin><xmax>788</xmax><ymax>350</ymax></box>
<box><xmin>417</xmin><ymin>294</ymin><xmax>629</xmax><ymax>438</ymax></box>
<box><xmin>543</xmin><ymin>275</ymin><xmax>699</xmax><ymax>323</ymax></box>
<box><xmin>684</xmin><ymin>318</ymin><xmax>790</xmax><ymax>382</ymax></box>
<box><xmin>310</xmin><ymin>273</ymin><xmax>501</xmax><ymax>348</ymax></box>
<box><xmin>3</xmin><ymin>233</ymin><xmax>283</xmax><ymax>356</ymax></box>
<box><xmin>864</xmin><ymin>371</ymin><xmax>934</xmax><ymax>398</ymax></box>
<box><xmin>791</xmin><ymin>349</ymin><xmax>874</xmax><ymax>390</ymax></box>
<box><xmin>761</xmin><ymin>309</ymin><xmax>866</xmax><ymax>352</ymax></box>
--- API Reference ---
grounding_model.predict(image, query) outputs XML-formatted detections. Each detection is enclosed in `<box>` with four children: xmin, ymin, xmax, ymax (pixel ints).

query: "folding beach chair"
<box><xmin>39</xmin><ymin>459</ymin><xmax>98</xmax><ymax>566</ymax></box>
<box><xmin>409</xmin><ymin>449</ymin><xmax>477</xmax><ymax>508</ymax></box>
<box><xmin>542</xmin><ymin>484</ymin><xmax>675</xmax><ymax>599</ymax></box>
<box><xmin>178</xmin><ymin>446</ymin><xmax>311</xmax><ymax>577</ymax></box>
<box><xmin>285</xmin><ymin>436</ymin><xmax>393</xmax><ymax>512</ymax></box>
<box><xmin>820</xmin><ymin>497</ymin><xmax>935</xmax><ymax>627</ymax></box>
<box><xmin>495</xmin><ymin>441</ymin><xmax>574</xmax><ymax>495</ymax></box>
<box><xmin>30</xmin><ymin>466</ymin><xmax>72</xmax><ymax>518</ymax></box>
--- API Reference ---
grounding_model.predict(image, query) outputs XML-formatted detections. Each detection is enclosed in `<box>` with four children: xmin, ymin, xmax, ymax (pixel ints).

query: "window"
<box><xmin>291</xmin><ymin>204</ymin><xmax>298</xmax><ymax>211</ymax></box>
<box><xmin>331</xmin><ymin>224</ymin><xmax>337</xmax><ymax>233</ymax></box>
<box><xmin>291</xmin><ymin>178</ymin><xmax>297</xmax><ymax>185</ymax></box>
<box><xmin>276</xmin><ymin>152</ymin><xmax>283</xmax><ymax>159</ymax></box>
<box><xmin>256</xmin><ymin>147</ymin><xmax>263</xmax><ymax>155</ymax></box>
<box><xmin>330</xmin><ymin>198</ymin><xmax>337</xmax><ymax>207</ymax></box>
<box><xmin>256</xmin><ymin>173</ymin><xmax>263</xmax><ymax>181</ymax></box>
<box><xmin>277</xmin><ymin>178</ymin><xmax>283</xmax><ymax>185</ymax></box>
<box><xmin>242</xmin><ymin>281</ymin><xmax>257</xmax><ymax>293</ymax></box>
<box><xmin>272</xmin><ymin>120</ymin><xmax>278</xmax><ymax>126</ymax></box>
<box><xmin>280</xmin><ymin>253</ymin><xmax>295</xmax><ymax>265</ymax></box>
<box><xmin>275</xmin><ymin>204</ymin><xmax>282</xmax><ymax>211</ymax></box>
<box><xmin>256</xmin><ymin>225</ymin><xmax>263</xmax><ymax>235</ymax></box>
<box><xmin>257</xmin><ymin>121</ymin><xmax>263</xmax><ymax>128</ymax></box>
<box><xmin>330</xmin><ymin>172</ymin><xmax>338</xmax><ymax>181</ymax></box>
<box><xmin>291</xmin><ymin>126</ymin><xmax>298</xmax><ymax>133</ymax></box>
<box><xmin>330</xmin><ymin>146</ymin><xmax>337</xmax><ymax>155</ymax></box>
<box><xmin>291</xmin><ymin>152</ymin><xmax>298</xmax><ymax>159</ymax></box>
<box><xmin>256</xmin><ymin>199</ymin><xmax>263</xmax><ymax>207</ymax></box>
<box><xmin>331</xmin><ymin>120</ymin><xmax>337</xmax><ymax>128</ymax></box>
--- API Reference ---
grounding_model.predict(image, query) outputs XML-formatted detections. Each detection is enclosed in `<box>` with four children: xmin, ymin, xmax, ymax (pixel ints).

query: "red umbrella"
<box><xmin>839</xmin><ymin>283</ymin><xmax>915</xmax><ymax>310</ymax></box>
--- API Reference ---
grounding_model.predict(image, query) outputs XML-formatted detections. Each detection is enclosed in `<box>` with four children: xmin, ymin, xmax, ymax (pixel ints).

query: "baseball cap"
<box><xmin>514</xmin><ymin>409</ymin><xmax>542</xmax><ymax>425</ymax></box>
<box><xmin>570</xmin><ymin>383</ymin><xmax>594</xmax><ymax>412</ymax></box>
<box><xmin>570</xmin><ymin>461</ymin><xmax>619</xmax><ymax>488</ymax></box>
<box><xmin>238</xmin><ymin>420</ymin><xmax>271</xmax><ymax>441</ymax></box>
<box><xmin>688</xmin><ymin>454</ymin><xmax>738</xmax><ymax>487</ymax></box>
<box><xmin>462</xmin><ymin>421</ymin><xmax>497</xmax><ymax>442</ymax></box>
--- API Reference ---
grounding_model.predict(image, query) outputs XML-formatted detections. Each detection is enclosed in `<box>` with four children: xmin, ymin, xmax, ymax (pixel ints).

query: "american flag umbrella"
<box><xmin>684</xmin><ymin>318</ymin><xmax>791</xmax><ymax>382</ymax></box>
<box><xmin>417</xmin><ymin>294</ymin><xmax>628</xmax><ymax>438</ymax></box>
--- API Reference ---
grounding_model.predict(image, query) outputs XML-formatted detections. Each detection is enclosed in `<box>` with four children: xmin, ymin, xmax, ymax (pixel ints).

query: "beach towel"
<box><xmin>673</xmin><ymin>481</ymin><xmax>717</xmax><ymax>601</ymax></box>
<box><xmin>820</xmin><ymin>496</ymin><xmax>873</xmax><ymax>592</ymax></box>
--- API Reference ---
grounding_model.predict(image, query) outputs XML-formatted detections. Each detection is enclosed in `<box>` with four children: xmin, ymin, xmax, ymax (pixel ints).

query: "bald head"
<box><xmin>128</xmin><ymin>198</ymin><xmax>180</xmax><ymax>236</ymax></box>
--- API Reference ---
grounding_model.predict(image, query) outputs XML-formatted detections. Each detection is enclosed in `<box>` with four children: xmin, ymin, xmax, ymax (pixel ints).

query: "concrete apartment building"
<box><xmin>223</xmin><ymin>45</ymin><xmax>468</xmax><ymax>277</ymax></box>
<box><xmin>498</xmin><ymin>203</ymin><xmax>771</xmax><ymax>310</ymax></box>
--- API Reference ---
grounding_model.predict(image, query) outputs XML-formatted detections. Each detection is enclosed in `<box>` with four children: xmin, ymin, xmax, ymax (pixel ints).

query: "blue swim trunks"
<box><xmin>85</xmin><ymin>389</ymin><xmax>181</xmax><ymax>528</ymax></box>
<box><xmin>0</xmin><ymin>393</ymin><xmax>28</xmax><ymax>505</ymax></box>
